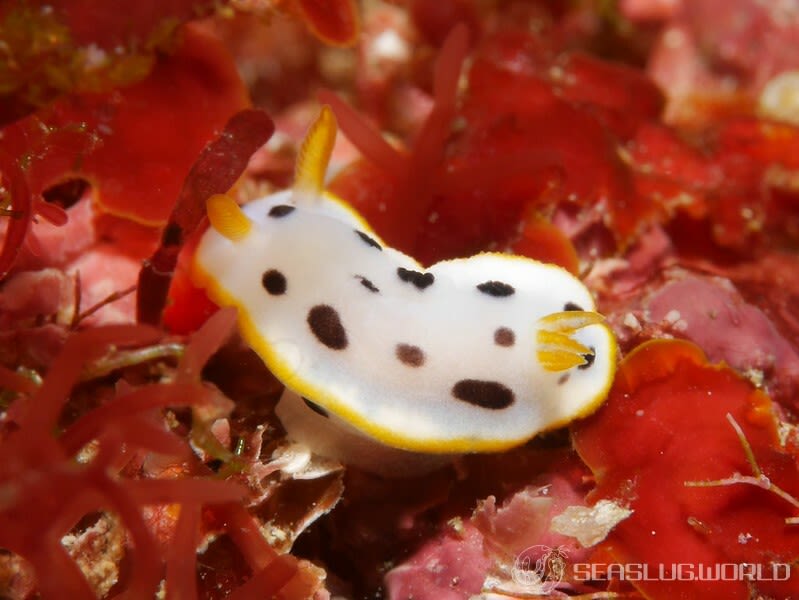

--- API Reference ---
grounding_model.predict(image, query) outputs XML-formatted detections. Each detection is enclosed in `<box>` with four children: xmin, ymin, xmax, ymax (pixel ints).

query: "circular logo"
<box><xmin>512</xmin><ymin>545</ymin><xmax>569</xmax><ymax>594</ymax></box>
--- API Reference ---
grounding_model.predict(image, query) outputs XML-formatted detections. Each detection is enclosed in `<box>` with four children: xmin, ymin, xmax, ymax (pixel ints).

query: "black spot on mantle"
<box><xmin>262</xmin><ymin>269</ymin><xmax>287</xmax><ymax>295</ymax></box>
<box><xmin>307</xmin><ymin>304</ymin><xmax>348</xmax><ymax>350</ymax></box>
<box><xmin>396</xmin><ymin>343</ymin><xmax>425</xmax><ymax>367</ymax></box>
<box><xmin>303</xmin><ymin>397</ymin><xmax>329</xmax><ymax>418</ymax></box>
<box><xmin>451</xmin><ymin>379</ymin><xmax>515</xmax><ymax>409</ymax></box>
<box><xmin>476</xmin><ymin>281</ymin><xmax>515</xmax><ymax>297</ymax></box>
<box><xmin>494</xmin><ymin>327</ymin><xmax>515</xmax><ymax>347</ymax></box>
<box><xmin>268</xmin><ymin>204</ymin><xmax>296</xmax><ymax>218</ymax></box>
<box><xmin>397</xmin><ymin>267</ymin><xmax>435</xmax><ymax>290</ymax></box>
<box><xmin>355</xmin><ymin>230</ymin><xmax>382</xmax><ymax>251</ymax></box>
<box><xmin>355</xmin><ymin>275</ymin><xmax>380</xmax><ymax>293</ymax></box>
<box><xmin>564</xmin><ymin>301</ymin><xmax>584</xmax><ymax>311</ymax></box>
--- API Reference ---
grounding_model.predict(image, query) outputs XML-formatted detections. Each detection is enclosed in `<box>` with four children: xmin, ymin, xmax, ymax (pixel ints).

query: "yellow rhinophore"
<box><xmin>206</xmin><ymin>194</ymin><xmax>252</xmax><ymax>242</ymax></box>
<box><xmin>293</xmin><ymin>105</ymin><xmax>337</xmax><ymax>197</ymax></box>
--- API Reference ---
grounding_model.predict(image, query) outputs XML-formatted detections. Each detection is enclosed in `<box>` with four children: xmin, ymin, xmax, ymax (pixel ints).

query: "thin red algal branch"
<box><xmin>0</xmin><ymin>317</ymin><xmax>255</xmax><ymax>597</ymax></box>
<box><xmin>166</xmin><ymin>504</ymin><xmax>201</xmax><ymax>600</ymax></box>
<box><xmin>34</xmin><ymin>200</ymin><xmax>68</xmax><ymax>226</ymax></box>
<box><xmin>176</xmin><ymin>306</ymin><xmax>237</xmax><ymax>382</ymax></box>
<box><xmin>0</xmin><ymin>364</ymin><xmax>38</xmax><ymax>394</ymax></box>
<box><xmin>317</xmin><ymin>89</ymin><xmax>403</xmax><ymax>174</ymax></box>
<box><xmin>228</xmin><ymin>554</ymin><xmax>302</xmax><ymax>600</ymax></box>
<box><xmin>103</xmin><ymin>414</ymin><xmax>190</xmax><ymax>458</ymax></box>
<box><xmin>137</xmin><ymin>109</ymin><xmax>274</xmax><ymax>326</ymax></box>
<box><xmin>684</xmin><ymin>413</ymin><xmax>799</xmax><ymax>525</ymax></box>
<box><xmin>293</xmin><ymin>0</ymin><xmax>361</xmax><ymax>47</ymax></box>
<box><xmin>0</xmin><ymin>120</ymin><xmax>97</xmax><ymax>279</ymax></box>
<box><xmin>0</xmin><ymin>148</ymin><xmax>33</xmax><ymax>280</ymax></box>
<box><xmin>59</xmin><ymin>382</ymin><xmax>219</xmax><ymax>455</ymax></box>
<box><xmin>215</xmin><ymin>503</ymin><xmax>280</xmax><ymax>571</ymax></box>
<box><xmin>0</xmin><ymin>445</ymin><xmax>136</xmax><ymax>599</ymax></box>
<box><xmin>217</xmin><ymin>502</ymin><xmax>325</xmax><ymax>599</ymax></box>
<box><xmin>20</xmin><ymin>324</ymin><xmax>162</xmax><ymax>433</ymax></box>
<box><xmin>126</xmin><ymin>478</ymin><xmax>246</xmax><ymax>506</ymax></box>
<box><xmin>321</xmin><ymin>24</ymin><xmax>469</xmax><ymax>253</ymax></box>
<box><xmin>79</xmin><ymin>342</ymin><xmax>184</xmax><ymax>381</ymax></box>
<box><xmin>35</xmin><ymin>544</ymin><xmax>95</xmax><ymax>599</ymax></box>
<box><xmin>71</xmin><ymin>282</ymin><xmax>137</xmax><ymax>329</ymax></box>
<box><xmin>95</xmin><ymin>465</ymin><xmax>163</xmax><ymax>598</ymax></box>
<box><xmin>176</xmin><ymin>307</ymin><xmax>240</xmax><ymax>462</ymax></box>
<box><xmin>411</xmin><ymin>23</ymin><xmax>468</xmax><ymax>173</ymax></box>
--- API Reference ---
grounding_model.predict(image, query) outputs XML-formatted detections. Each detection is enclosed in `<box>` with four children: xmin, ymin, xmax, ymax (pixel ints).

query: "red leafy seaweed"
<box><xmin>137</xmin><ymin>108</ymin><xmax>274</xmax><ymax>326</ymax></box>
<box><xmin>293</xmin><ymin>0</ymin><xmax>361</xmax><ymax>47</ymax></box>
<box><xmin>572</xmin><ymin>340</ymin><xmax>799</xmax><ymax>599</ymax></box>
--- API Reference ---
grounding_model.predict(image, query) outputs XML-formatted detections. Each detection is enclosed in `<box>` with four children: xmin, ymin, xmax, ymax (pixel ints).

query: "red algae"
<box><xmin>0</xmin><ymin>0</ymin><xmax>226</xmax><ymax>123</ymax></box>
<box><xmin>382</xmin><ymin>458</ymin><xmax>594</xmax><ymax>599</ymax></box>
<box><xmin>626</xmin><ymin>0</ymin><xmax>799</xmax><ymax>124</ymax></box>
<box><xmin>0</xmin><ymin>24</ymin><xmax>249</xmax><ymax>282</ymax></box>
<box><xmin>326</xmin><ymin>19</ymin><xmax>666</xmax><ymax>263</ymax></box>
<box><xmin>293</xmin><ymin>0</ymin><xmax>361</xmax><ymax>47</ymax></box>
<box><xmin>0</xmin><ymin>308</ymin><xmax>324</xmax><ymax>598</ymax></box>
<box><xmin>510</xmin><ymin>217</ymin><xmax>580</xmax><ymax>275</ymax></box>
<box><xmin>0</xmin><ymin>118</ymin><xmax>95</xmax><ymax>279</ymax></box>
<box><xmin>645</xmin><ymin>276</ymin><xmax>799</xmax><ymax>390</ymax></box>
<box><xmin>65</xmin><ymin>25</ymin><xmax>250</xmax><ymax>227</ymax></box>
<box><xmin>572</xmin><ymin>340</ymin><xmax>799</xmax><ymax>599</ymax></box>
<box><xmin>0</xmin><ymin>364</ymin><xmax>37</xmax><ymax>394</ymax></box>
<box><xmin>138</xmin><ymin>108</ymin><xmax>274</xmax><ymax>326</ymax></box>
<box><xmin>323</xmin><ymin>23</ymin><xmax>470</xmax><ymax>260</ymax></box>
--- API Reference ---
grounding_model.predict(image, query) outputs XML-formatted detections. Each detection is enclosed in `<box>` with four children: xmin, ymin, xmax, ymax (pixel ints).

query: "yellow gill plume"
<box><xmin>536</xmin><ymin>311</ymin><xmax>605</xmax><ymax>372</ymax></box>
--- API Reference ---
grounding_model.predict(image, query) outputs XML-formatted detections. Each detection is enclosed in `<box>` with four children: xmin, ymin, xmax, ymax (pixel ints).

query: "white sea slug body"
<box><xmin>192</xmin><ymin>107</ymin><xmax>617</xmax><ymax>475</ymax></box>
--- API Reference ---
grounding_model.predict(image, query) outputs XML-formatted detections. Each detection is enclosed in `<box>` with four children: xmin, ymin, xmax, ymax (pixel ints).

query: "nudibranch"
<box><xmin>192</xmin><ymin>106</ymin><xmax>617</xmax><ymax>475</ymax></box>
